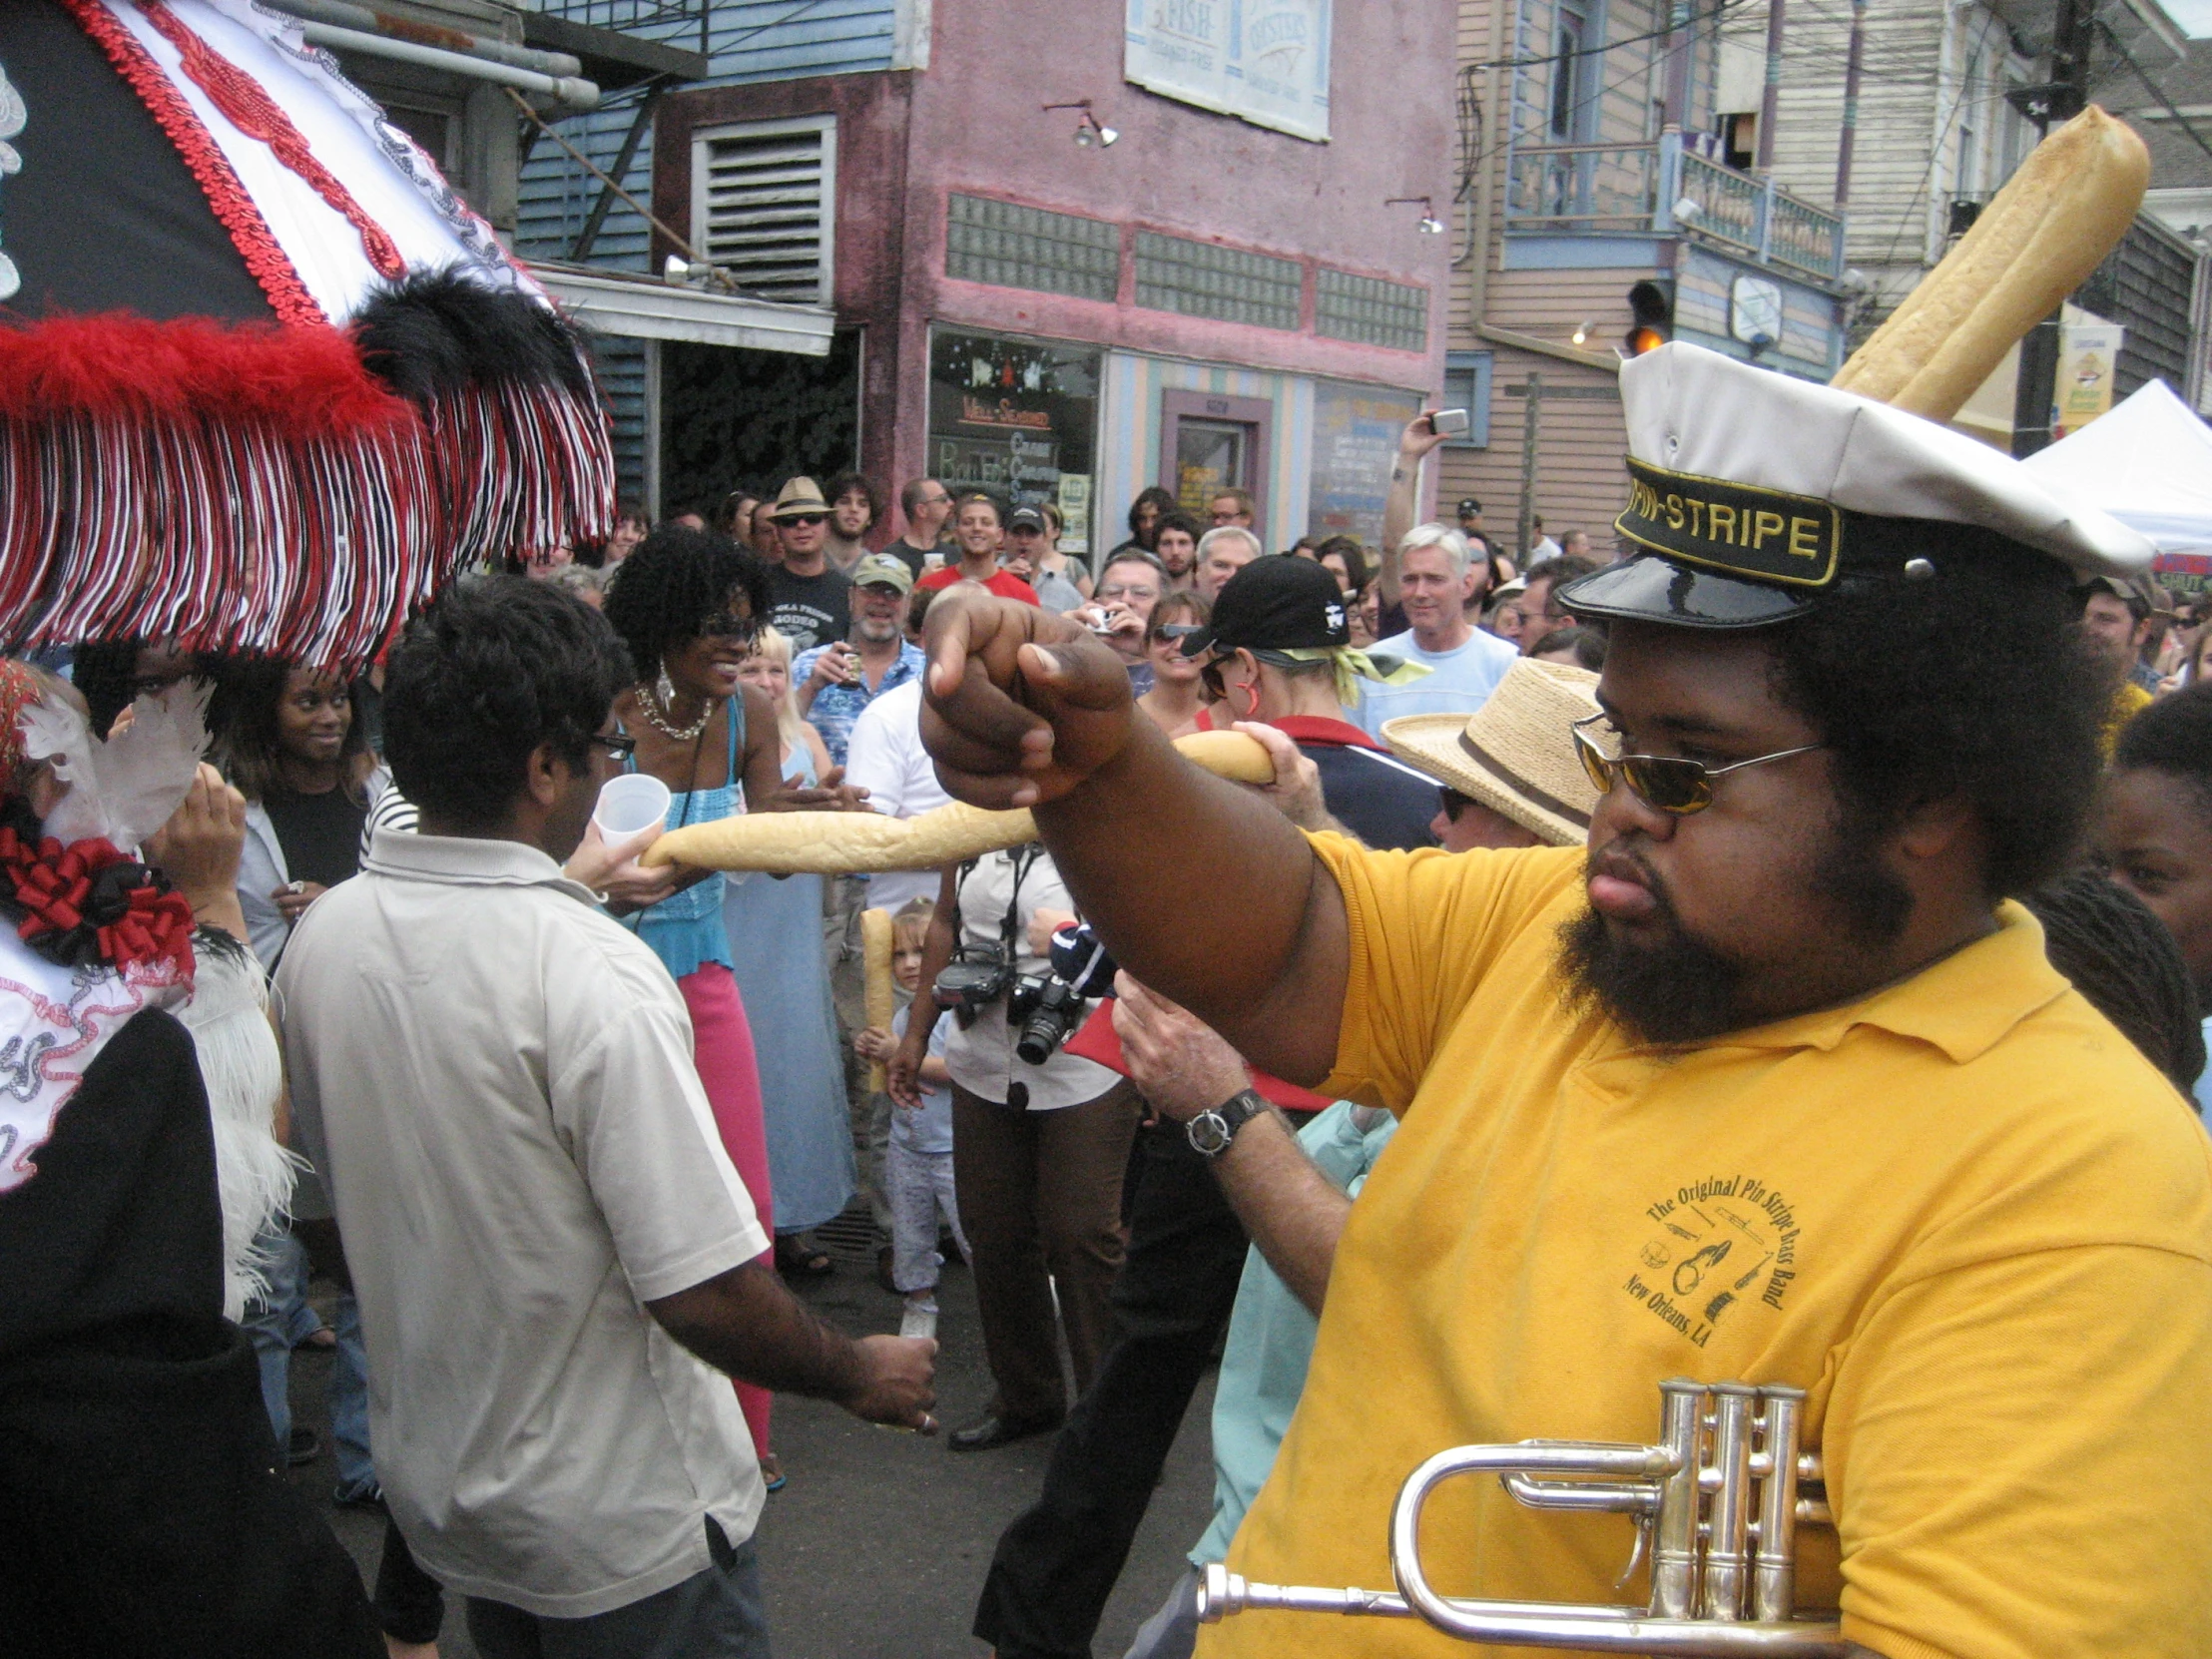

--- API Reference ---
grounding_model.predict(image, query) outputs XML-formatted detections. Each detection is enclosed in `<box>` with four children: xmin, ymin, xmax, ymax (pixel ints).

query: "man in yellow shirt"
<box><xmin>917</xmin><ymin>342</ymin><xmax>2212</xmax><ymax>1658</ymax></box>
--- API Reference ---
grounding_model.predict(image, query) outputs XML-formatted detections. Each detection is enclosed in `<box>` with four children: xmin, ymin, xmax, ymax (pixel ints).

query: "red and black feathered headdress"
<box><xmin>0</xmin><ymin>0</ymin><xmax>613</xmax><ymax>663</ymax></box>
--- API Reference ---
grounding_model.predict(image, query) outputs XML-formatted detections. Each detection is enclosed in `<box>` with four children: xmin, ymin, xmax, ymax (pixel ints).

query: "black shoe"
<box><xmin>947</xmin><ymin>1411</ymin><xmax>1062</xmax><ymax>1452</ymax></box>
<box><xmin>285</xmin><ymin>1426</ymin><xmax>321</xmax><ymax>1467</ymax></box>
<box><xmin>875</xmin><ymin>1246</ymin><xmax>898</xmax><ymax>1295</ymax></box>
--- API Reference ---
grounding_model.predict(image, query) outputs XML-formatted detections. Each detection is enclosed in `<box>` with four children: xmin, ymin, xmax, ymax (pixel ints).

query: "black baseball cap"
<box><xmin>1007</xmin><ymin>506</ymin><xmax>1048</xmax><ymax>533</ymax></box>
<box><xmin>1456</xmin><ymin>497</ymin><xmax>1482</xmax><ymax>516</ymax></box>
<box><xmin>1181</xmin><ymin>555</ymin><xmax>1349</xmax><ymax>657</ymax></box>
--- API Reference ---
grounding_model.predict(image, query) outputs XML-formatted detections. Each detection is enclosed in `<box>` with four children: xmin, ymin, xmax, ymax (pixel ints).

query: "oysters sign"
<box><xmin>1123</xmin><ymin>0</ymin><xmax>1331</xmax><ymax>143</ymax></box>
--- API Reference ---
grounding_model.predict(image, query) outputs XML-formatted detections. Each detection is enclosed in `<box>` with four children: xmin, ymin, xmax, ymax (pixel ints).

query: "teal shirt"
<box><xmin>1192</xmin><ymin>1100</ymin><xmax>1398</xmax><ymax>1566</ymax></box>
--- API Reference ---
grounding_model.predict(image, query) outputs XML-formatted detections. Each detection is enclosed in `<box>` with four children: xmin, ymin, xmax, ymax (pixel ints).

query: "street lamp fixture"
<box><xmin>1387</xmin><ymin>196</ymin><xmax>1446</xmax><ymax>235</ymax></box>
<box><xmin>1043</xmin><ymin>101</ymin><xmax>1118</xmax><ymax>148</ymax></box>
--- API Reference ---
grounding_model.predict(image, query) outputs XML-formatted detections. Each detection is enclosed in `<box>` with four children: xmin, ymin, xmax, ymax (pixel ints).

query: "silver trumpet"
<box><xmin>1196</xmin><ymin>1379</ymin><xmax>1844</xmax><ymax>1655</ymax></box>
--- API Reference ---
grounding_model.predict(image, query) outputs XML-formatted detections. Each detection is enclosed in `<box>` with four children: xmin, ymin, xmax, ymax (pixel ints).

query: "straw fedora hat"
<box><xmin>768</xmin><ymin>475</ymin><xmax>831</xmax><ymax>520</ymax></box>
<box><xmin>1381</xmin><ymin>658</ymin><xmax>1602</xmax><ymax>846</ymax></box>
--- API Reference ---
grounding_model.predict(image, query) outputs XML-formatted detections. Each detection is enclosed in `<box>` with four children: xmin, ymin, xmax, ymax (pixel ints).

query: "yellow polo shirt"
<box><xmin>1205</xmin><ymin>840</ymin><xmax>2212</xmax><ymax>1659</ymax></box>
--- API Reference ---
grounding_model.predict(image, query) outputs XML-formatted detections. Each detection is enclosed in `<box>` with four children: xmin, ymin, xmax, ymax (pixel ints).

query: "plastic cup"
<box><xmin>594</xmin><ymin>774</ymin><xmax>670</xmax><ymax>841</ymax></box>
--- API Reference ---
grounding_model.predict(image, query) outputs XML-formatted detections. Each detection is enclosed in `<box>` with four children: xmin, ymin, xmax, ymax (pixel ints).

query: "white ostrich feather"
<box><xmin>177</xmin><ymin>945</ymin><xmax>298</xmax><ymax>1320</ymax></box>
<box><xmin>21</xmin><ymin>681</ymin><xmax>212</xmax><ymax>849</ymax></box>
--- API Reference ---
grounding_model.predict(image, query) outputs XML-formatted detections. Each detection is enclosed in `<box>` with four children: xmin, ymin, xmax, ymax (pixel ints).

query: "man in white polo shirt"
<box><xmin>278</xmin><ymin>579</ymin><xmax>935</xmax><ymax>1658</ymax></box>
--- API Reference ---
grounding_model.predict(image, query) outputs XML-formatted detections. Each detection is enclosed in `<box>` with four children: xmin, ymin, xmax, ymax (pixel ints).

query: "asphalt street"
<box><xmin>287</xmin><ymin>1247</ymin><xmax>1219</xmax><ymax>1658</ymax></box>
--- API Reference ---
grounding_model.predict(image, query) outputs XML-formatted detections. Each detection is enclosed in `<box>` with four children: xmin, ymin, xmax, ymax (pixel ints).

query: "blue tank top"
<box><xmin>625</xmin><ymin>698</ymin><xmax>744</xmax><ymax>980</ymax></box>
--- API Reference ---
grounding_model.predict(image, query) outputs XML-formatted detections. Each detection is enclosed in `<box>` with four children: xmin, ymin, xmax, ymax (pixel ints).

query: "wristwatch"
<box><xmin>1187</xmin><ymin>1087</ymin><xmax>1268</xmax><ymax>1160</ymax></box>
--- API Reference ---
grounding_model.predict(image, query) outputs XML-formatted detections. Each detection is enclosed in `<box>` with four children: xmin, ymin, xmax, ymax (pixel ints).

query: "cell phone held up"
<box><xmin>1426</xmin><ymin>408</ymin><xmax>1470</xmax><ymax>437</ymax></box>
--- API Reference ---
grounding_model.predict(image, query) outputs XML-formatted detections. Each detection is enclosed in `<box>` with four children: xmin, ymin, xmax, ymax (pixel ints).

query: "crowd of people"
<box><xmin>9</xmin><ymin>345</ymin><xmax>2212</xmax><ymax>1659</ymax></box>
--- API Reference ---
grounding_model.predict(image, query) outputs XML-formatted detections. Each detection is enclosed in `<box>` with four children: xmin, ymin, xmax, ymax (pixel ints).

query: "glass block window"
<box><xmin>945</xmin><ymin>195</ymin><xmax>1120</xmax><ymax>301</ymax></box>
<box><xmin>1315</xmin><ymin>269</ymin><xmax>1429</xmax><ymax>352</ymax></box>
<box><xmin>1132</xmin><ymin>233</ymin><xmax>1303</xmax><ymax>330</ymax></box>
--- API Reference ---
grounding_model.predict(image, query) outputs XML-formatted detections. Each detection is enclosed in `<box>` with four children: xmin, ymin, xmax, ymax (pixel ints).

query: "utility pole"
<box><xmin>1834</xmin><ymin>0</ymin><xmax>1867</xmax><ymax>206</ymax></box>
<box><xmin>1756</xmin><ymin>0</ymin><xmax>1787</xmax><ymax>173</ymax></box>
<box><xmin>1662</xmin><ymin>0</ymin><xmax>1695</xmax><ymax>132</ymax></box>
<box><xmin>1517</xmin><ymin>374</ymin><xmax>1543</xmax><ymax>561</ymax></box>
<box><xmin>2010</xmin><ymin>0</ymin><xmax>2095</xmax><ymax>457</ymax></box>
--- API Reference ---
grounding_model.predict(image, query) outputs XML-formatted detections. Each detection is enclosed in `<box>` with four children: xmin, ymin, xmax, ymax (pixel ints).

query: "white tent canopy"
<box><xmin>2024</xmin><ymin>378</ymin><xmax>2212</xmax><ymax>557</ymax></box>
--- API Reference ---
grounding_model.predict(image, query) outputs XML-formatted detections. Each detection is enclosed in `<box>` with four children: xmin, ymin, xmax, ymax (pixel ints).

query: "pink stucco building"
<box><xmin>644</xmin><ymin>2</ymin><xmax>1456</xmax><ymax>558</ymax></box>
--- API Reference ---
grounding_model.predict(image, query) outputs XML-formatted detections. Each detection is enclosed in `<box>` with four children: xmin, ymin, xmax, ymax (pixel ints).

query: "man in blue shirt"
<box><xmin>793</xmin><ymin>554</ymin><xmax>925</xmax><ymax>768</ymax></box>
<box><xmin>1352</xmin><ymin>523</ymin><xmax>1519</xmax><ymax>737</ymax></box>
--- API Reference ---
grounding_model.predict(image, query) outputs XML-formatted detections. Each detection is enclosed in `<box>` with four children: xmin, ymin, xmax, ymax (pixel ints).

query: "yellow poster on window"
<box><xmin>2054</xmin><ymin>323</ymin><xmax>2125</xmax><ymax>437</ymax></box>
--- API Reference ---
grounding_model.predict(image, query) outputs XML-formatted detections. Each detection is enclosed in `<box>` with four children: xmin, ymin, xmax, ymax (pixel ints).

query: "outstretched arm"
<box><xmin>1378</xmin><ymin>415</ymin><xmax>1448</xmax><ymax>608</ymax></box>
<box><xmin>919</xmin><ymin>592</ymin><xmax>1349</xmax><ymax>1083</ymax></box>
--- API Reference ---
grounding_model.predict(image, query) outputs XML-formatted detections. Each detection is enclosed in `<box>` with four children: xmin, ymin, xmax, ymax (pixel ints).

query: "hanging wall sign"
<box><xmin>1124</xmin><ymin>0</ymin><xmax>1332</xmax><ymax>143</ymax></box>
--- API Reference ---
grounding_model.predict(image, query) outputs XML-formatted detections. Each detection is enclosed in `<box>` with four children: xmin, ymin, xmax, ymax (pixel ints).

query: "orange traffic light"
<box><xmin>1623</xmin><ymin>280</ymin><xmax>1672</xmax><ymax>357</ymax></box>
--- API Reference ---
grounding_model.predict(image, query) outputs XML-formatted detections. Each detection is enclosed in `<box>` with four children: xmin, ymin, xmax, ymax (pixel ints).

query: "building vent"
<box><xmin>1133</xmin><ymin>233</ymin><xmax>1303</xmax><ymax>330</ymax></box>
<box><xmin>691</xmin><ymin>116</ymin><xmax>835</xmax><ymax>304</ymax></box>
<box><xmin>945</xmin><ymin>195</ymin><xmax>1120</xmax><ymax>302</ymax></box>
<box><xmin>1315</xmin><ymin>269</ymin><xmax>1430</xmax><ymax>353</ymax></box>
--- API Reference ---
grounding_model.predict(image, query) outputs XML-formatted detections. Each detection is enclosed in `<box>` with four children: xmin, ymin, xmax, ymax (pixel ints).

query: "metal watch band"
<box><xmin>1187</xmin><ymin>1087</ymin><xmax>1267</xmax><ymax>1159</ymax></box>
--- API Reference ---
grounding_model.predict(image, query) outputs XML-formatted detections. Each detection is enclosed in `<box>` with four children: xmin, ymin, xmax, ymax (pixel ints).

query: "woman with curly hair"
<box><xmin>602</xmin><ymin>527</ymin><xmax>861</xmax><ymax>1484</ymax></box>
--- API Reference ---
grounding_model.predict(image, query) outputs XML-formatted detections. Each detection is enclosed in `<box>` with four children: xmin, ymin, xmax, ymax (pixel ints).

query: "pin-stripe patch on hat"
<box><xmin>1617</xmin><ymin>457</ymin><xmax>1844</xmax><ymax>589</ymax></box>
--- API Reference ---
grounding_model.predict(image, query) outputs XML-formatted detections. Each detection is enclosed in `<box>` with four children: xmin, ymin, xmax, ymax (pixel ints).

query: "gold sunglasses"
<box><xmin>1572</xmin><ymin>713</ymin><xmax>1823</xmax><ymax>816</ymax></box>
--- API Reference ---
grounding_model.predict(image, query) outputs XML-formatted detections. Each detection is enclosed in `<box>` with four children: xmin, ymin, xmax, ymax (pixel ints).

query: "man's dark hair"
<box><xmin>2024</xmin><ymin>869</ymin><xmax>2206</xmax><ymax>1100</ymax></box>
<box><xmin>1127</xmin><ymin>486</ymin><xmax>1179</xmax><ymax>542</ymax></box>
<box><xmin>383</xmin><ymin>577</ymin><xmax>629</xmax><ymax>832</ymax></box>
<box><xmin>898</xmin><ymin>477</ymin><xmax>943</xmax><ymax>518</ymax></box>
<box><xmin>1769</xmin><ymin>539</ymin><xmax>2106</xmax><ymax>902</ymax></box>
<box><xmin>2114</xmin><ymin>681</ymin><xmax>2212</xmax><ymax>811</ymax></box>
<box><xmin>1525</xmin><ymin>553</ymin><xmax>1599</xmax><ymax>592</ymax></box>
<box><xmin>826</xmin><ymin>470</ymin><xmax>881</xmax><ymax>525</ymax></box>
<box><xmin>1155</xmin><ymin>511</ymin><xmax>1205</xmax><ymax>546</ymax></box>
<box><xmin>1530</xmin><ymin>623</ymin><xmax>1606</xmax><ymax>672</ymax></box>
<box><xmin>602</xmin><ymin>526</ymin><xmax>770</xmax><ymax>682</ymax></box>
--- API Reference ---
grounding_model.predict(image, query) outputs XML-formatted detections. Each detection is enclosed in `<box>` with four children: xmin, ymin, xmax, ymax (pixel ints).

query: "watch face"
<box><xmin>1187</xmin><ymin>1111</ymin><xmax>1232</xmax><ymax>1156</ymax></box>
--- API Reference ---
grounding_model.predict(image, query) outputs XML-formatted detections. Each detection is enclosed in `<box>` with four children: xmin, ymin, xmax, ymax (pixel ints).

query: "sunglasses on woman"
<box><xmin>1571</xmin><ymin>712</ymin><xmax>1822</xmax><ymax>817</ymax></box>
<box><xmin>698</xmin><ymin>612</ymin><xmax>758</xmax><ymax>642</ymax></box>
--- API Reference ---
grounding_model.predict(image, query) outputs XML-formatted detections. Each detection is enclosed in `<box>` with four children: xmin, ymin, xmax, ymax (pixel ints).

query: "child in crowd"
<box><xmin>854</xmin><ymin>899</ymin><xmax>969</xmax><ymax>1339</ymax></box>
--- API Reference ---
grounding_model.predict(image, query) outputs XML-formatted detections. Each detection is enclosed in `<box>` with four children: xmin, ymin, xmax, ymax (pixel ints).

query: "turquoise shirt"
<box><xmin>1191</xmin><ymin>1100</ymin><xmax>1398</xmax><ymax>1566</ymax></box>
<box><xmin>627</xmin><ymin>703</ymin><xmax>744</xmax><ymax>981</ymax></box>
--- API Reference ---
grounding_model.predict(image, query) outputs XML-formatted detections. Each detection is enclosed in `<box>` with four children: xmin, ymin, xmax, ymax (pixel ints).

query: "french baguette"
<box><xmin>645</xmin><ymin>729</ymin><xmax>1274</xmax><ymax>872</ymax></box>
<box><xmin>861</xmin><ymin>907</ymin><xmax>894</xmax><ymax>1093</ymax></box>
<box><xmin>1830</xmin><ymin>105</ymin><xmax>2148</xmax><ymax>420</ymax></box>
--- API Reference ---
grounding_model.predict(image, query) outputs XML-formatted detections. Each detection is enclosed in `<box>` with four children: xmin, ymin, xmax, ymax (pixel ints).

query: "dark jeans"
<box><xmin>972</xmin><ymin>1118</ymin><xmax>1255</xmax><ymax>1659</ymax></box>
<box><xmin>952</xmin><ymin>1081</ymin><xmax>1141</xmax><ymax>1423</ymax></box>
<box><xmin>465</xmin><ymin>1523</ymin><xmax>768</xmax><ymax>1659</ymax></box>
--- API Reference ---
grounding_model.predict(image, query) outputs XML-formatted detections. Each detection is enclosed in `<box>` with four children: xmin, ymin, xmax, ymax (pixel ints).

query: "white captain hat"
<box><xmin>1559</xmin><ymin>342</ymin><xmax>2155</xmax><ymax>631</ymax></box>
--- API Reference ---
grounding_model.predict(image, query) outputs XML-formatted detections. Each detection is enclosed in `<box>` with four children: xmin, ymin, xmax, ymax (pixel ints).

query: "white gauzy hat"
<box><xmin>1560</xmin><ymin>342</ymin><xmax>2154</xmax><ymax>631</ymax></box>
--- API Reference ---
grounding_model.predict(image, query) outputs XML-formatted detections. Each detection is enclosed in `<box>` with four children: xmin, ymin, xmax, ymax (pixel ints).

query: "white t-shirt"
<box><xmin>1351</xmin><ymin>626</ymin><xmax>1521</xmax><ymax>737</ymax></box>
<box><xmin>941</xmin><ymin>846</ymin><xmax>1117</xmax><ymax>1111</ymax></box>
<box><xmin>843</xmin><ymin>678</ymin><xmax>951</xmax><ymax>914</ymax></box>
<box><xmin>276</xmin><ymin>830</ymin><xmax>770</xmax><ymax>1619</ymax></box>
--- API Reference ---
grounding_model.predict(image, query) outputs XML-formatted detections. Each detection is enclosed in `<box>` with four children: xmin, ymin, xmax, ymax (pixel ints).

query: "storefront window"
<box><xmin>1307</xmin><ymin>378</ymin><xmax>1421</xmax><ymax>551</ymax></box>
<box><xmin>928</xmin><ymin>328</ymin><xmax>1102</xmax><ymax>554</ymax></box>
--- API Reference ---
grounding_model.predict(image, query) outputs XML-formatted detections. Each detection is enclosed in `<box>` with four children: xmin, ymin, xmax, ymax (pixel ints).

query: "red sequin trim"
<box><xmin>138</xmin><ymin>0</ymin><xmax>407</xmax><ymax>281</ymax></box>
<box><xmin>55</xmin><ymin>0</ymin><xmax>320</xmax><ymax>324</ymax></box>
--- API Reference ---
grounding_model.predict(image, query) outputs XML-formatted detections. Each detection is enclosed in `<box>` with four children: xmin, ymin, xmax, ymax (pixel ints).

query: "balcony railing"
<box><xmin>1504</xmin><ymin>133</ymin><xmax>1845</xmax><ymax>283</ymax></box>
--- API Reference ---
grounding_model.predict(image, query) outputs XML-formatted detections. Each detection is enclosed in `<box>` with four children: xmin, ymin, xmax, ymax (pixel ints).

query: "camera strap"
<box><xmin>950</xmin><ymin>843</ymin><xmax>1041</xmax><ymax>966</ymax></box>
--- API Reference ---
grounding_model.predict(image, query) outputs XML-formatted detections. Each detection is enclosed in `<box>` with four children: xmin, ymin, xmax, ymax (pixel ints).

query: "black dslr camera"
<box><xmin>1009</xmin><ymin>972</ymin><xmax>1088</xmax><ymax>1065</ymax></box>
<box><xmin>933</xmin><ymin>942</ymin><xmax>1012</xmax><ymax>1026</ymax></box>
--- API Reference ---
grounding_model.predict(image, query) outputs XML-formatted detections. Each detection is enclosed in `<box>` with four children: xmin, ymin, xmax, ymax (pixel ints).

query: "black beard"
<box><xmin>1559</xmin><ymin>826</ymin><xmax>1916</xmax><ymax>1046</ymax></box>
<box><xmin>1557</xmin><ymin>899</ymin><xmax>1747</xmax><ymax>1046</ymax></box>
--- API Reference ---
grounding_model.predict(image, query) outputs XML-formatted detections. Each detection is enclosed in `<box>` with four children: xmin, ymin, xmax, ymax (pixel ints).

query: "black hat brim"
<box><xmin>1178</xmin><ymin>626</ymin><xmax>1219</xmax><ymax>658</ymax></box>
<box><xmin>1557</xmin><ymin>555</ymin><xmax>1814</xmax><ymax>630</ymax></box>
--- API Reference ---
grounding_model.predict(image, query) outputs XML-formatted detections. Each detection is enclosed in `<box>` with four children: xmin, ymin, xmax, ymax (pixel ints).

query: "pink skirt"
<box><xmin>680</xmin><ymin>963</ymin><xmax>775</xmax><ymax>1460</ymax></box>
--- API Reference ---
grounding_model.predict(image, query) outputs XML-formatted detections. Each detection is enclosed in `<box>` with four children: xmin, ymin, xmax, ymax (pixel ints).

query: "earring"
<box><xmin>655</xmin><ymin>664</ymin><xmax>678</xmax><ymax>711</ymax></box>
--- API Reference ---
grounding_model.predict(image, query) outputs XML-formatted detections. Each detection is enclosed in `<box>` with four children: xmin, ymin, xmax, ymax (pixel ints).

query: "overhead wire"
<box><xmin>2095</xmin><ymin>16</ymin><xmax>2212</xmax><ymax>169</ymax></box>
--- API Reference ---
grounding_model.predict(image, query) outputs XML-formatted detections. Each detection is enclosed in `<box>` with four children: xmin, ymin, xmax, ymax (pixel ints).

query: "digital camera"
<box><xmin>933</xmin><ymin>944</ymin><xmax>1012</xmax><ymax>1024</ymax></box>
<box><xmin>1009</xmin><ymin>972</ymin><xmax>1090</xmax><ymax>1066</ymax></box>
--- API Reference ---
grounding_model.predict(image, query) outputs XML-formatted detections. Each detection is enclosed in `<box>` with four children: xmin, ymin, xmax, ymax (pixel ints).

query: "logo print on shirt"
<box><xmin>1623</xmin><ymin>1174</ymin><xmax>1802</xmax><ymax>1349</ymax></box>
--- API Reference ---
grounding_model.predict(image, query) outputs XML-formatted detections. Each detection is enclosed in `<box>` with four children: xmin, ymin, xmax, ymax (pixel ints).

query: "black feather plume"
<box><xmin>352</xmin><ymin>269</ymin><xmax>594</xmax><ymax>404</ymax></box>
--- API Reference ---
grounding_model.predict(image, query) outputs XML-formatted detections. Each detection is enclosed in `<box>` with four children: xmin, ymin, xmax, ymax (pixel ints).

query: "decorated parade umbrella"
<box><xmin>0</xmin><ymin>0</ymin><xmax>611</xmax><ymax>663</ymax></box>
